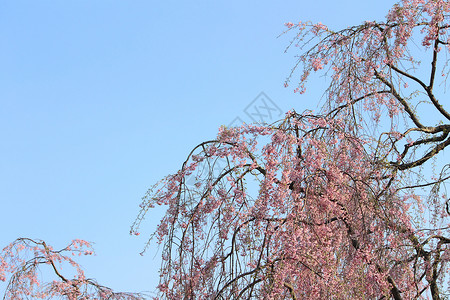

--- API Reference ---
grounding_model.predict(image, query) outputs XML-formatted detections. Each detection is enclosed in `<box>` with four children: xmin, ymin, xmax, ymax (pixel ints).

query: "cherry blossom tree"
<box><xmin>2</xmin><ymin>0</ymin><xmax>450</xmax><ymax>299</ymax></box>
<box><xmin>132</xmin><ymin>0</ymin><xmax>450</xmax><ymax>299</ymax></box>
<box><xmin>0</xmin><ymin>238</ymin><xmax>145</xmax><ymax>299</ymax></box>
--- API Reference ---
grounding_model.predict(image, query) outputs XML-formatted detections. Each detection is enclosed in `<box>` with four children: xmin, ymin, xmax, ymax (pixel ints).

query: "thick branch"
<box><xmin>374</xmin><ymin>70</ymin><xmax>425</xmax><ymax>128</ymax></box>
<box><xmin>394</xmin><ymin>136</ymin><xmax>450</xmax><ymax>170</ymax></box>
<box><xmin>284</xmin><ymin>282</ymin><xmax>298</xmax><ymax>300</ymax></box>
<box><xmin>429</xmin><ymin>38</ymin><xmax>439</xmax><ymax>91</ymax></box>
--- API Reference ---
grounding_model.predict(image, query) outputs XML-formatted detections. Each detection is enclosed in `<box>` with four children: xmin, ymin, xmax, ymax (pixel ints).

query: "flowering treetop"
<box><xmin>0</xmin><ymin>238</ymin><xmax>145</xmax><ymax>299</ymax></box>
<box><xmin>133</xmin><ymin>1</ymin><xmax>450</xmax><ymax>299</ymax></box>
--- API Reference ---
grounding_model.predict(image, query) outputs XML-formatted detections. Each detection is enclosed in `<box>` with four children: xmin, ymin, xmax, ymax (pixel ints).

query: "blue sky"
<box><xmin>0</xmin><ymin>0</ymin><xmax>397</xmax><ymax>295</ymax></box>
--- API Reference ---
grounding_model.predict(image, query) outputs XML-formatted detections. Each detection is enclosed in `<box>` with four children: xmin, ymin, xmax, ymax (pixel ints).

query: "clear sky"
<box><xmin>0</xmin><ymin>0</ymin><xmax>398</xmax><ymax>296</ymax></box>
